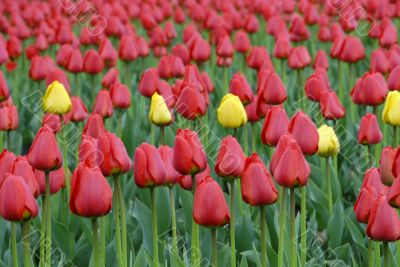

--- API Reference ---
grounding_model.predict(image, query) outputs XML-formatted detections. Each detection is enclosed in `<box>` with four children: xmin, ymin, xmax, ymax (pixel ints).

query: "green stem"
<box><xmin>368</xmin><ymin>239</ymin><xmax>374</xmax><ymax>267</ymax></box>
<box><xmin>300</xmin><ymin>187</ymin><xmax>306</xmax><ymax>267</ymax></box>
<box><xmin>115</xmin><ymin>175</ymin><xmax>127</xmax><ymax>266</ymax></box>
<box><xmin>397</xmin><ymin>241</ymin><xmax>400</xmax><ymax>267</ymax></box>
<box><xmin>45</xmin><ymin>171</ymin><xmax>52</xmax><ymax>267</ymax></box>
<box><xmin>7</xmin><ymin>131</ymin><xmax>11</xmax><ymax>151</ymax></box>
<box><xmin>113</xmin><ymin>178</ymin><xmax>123</xmax><ymax>267</ymax></box>
<box><xmin>375</xmin><ymin>242</ymin><xmax>381</xmax><ymax>267</ymax></box>
<box><xmin>11</xmin><ymin>223</ymin><xmax>18</xmax><ymax>267</ymax></box>
<box><xmin>290</xmin><ymin>188</ymin><xmax>297</xmax><ymax>267</ymax></box>
<box><xmin>151</xmin><ymin>188</ymin><xmax>159</xmax><ymax>267</ymax></box>
<box><xmin>40</xmin><ymin>196</ymin><xmax>45</xmax><ymax>267</ymax></box>
<box><xmin>251</xmin><ymin>123</ymin><xmax>256</xmax><ymax>153</ymax></box>
<box><xmin>277</xmin><ymin>187</ymin><xmax>286</xmax><ymax>267</ymax></box>
<box><xmin>212</xmin><ymin>229</ymin><xmax>218</xmax><ymax>267</ymax></box>
<box><xmin>160</xmin><ymin>126</ymin><xmax>165</xmax><ymax>146</ymax></box>
<box><xmin>224</xmin><ymin>67</ymin><xmax>228</xmax><ymax>95</ymax></box>
<box><xmin>260</xmin><ymin>207</ymin><xmax>267</xmax><ymax>267</ymax></box>
<box><xmin>394</xmin><ymin>127</ymin><xmax>398</xmax><ymax>147</ymax></box>
<box><xmin>230</xmin><ymin>181</ymin><xmax>236</xmax><ymax>267</ymax></box>
<box><xmin>281</xmin><ymin>59</ymin><xmax>286</xmax><ymax>86</ymax></box>
<box><xmin>338</xmin><ymin>61</ymin><xmax>343</xmax><ymax>104</ymax></box>
<box><xmin>22</xmin><ymin>221</ymin><xmax>31</xmax><ymax>267</ymax></box>
<box><xmin>326</xmin><ymin>158</ymin><xmax>333</xmax><ymax>214</ymax></box>
<box><xmin>191</xmin><ymin>174</ymin><xmax>200</xmax><ymax>267</ymax></box>
<box><xmin>383</xmin><ymin>242</ymin><xmax>389</xmax><ymax>267</ymax></box>
<box><xmin>117</xmin><ymin>111</ymin><xmax>123</xmax><ymax>138</ymax></box>
<box><xmin>244</xmin><ymin>124</ymin><xmax>248</xmax><ymax>156</ymax></box>
<box><xmin>92</xmin><ymin>219</ymin><xmax>100</xmax><ymax>267</ymax></box>
<box><xmin>100</xmin><ymin>217</ymin><xmax>106</xmax><ymax>266</ymax></box>
<box><xmin>169</xmin><ymin>187</ymin><xmax>178</xmax><ymax>255</ymax></box>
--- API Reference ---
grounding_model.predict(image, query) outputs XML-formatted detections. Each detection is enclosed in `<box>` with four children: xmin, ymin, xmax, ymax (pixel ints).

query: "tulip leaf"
<box><xmin>132</xmin><ymin>198</ymin><xmax>152</xmax><ymax>254</ymax></box>
<box><xmin>134</xmin><ymin>247</ymin><xmax>148</xmax><ymax>267</ymax></box>
<box><xmin>327</xmin><ymin>202</ymin><xmax>344</xmax><ymax>248</ymax></box>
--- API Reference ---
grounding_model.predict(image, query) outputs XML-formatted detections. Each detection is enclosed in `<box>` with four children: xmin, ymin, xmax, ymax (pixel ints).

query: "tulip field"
<box><xmin>2</xmin><ymin>0</ymin><xmax>400</xmax><ymax>266</ymax></box>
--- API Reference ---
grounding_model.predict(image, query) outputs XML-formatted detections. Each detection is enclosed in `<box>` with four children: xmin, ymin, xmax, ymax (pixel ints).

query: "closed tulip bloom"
<box><xmin>83</xmin><ymin>114</ymin><xmax>106</xmax><ymax>139</ymax></box>
<box><xmin>338</xmin><ymin>36</ymin><xmax>365</xmax><ymax>63</ymax></box>
<box><xmin>288</xmin><ymin>46</ymin><xmax>311</xmax><ymax>69</ymax></box>
<box><xmin>190</xmin><ymin>37</ymin><xmax>211</xmax><ymax>63</ymax></box>
<box><xmin>216</xmin><ymin>35</ymin><xmax>234</xmax><ymax>58</ymax></box>
<box><xmin>134</xmin><ymin>143</ymin><xmax>167</xmax><ymax>188</ymax></box>
<box><xmin>257</xmin><ymin>71</ymin><xmax>287</xmax><ymax>105</ymax></box>
<box><xmin>42</xmin><ymin>81</ymin><xmax>72</xmax><ymax>115</ymax></box>
<box><xmin>83</xmin><ymin>49</ymin><xmax>104</xmax><ymax>75</ymax></box>
<box><xmin>27</xmin><ymin>126</ymin><xmax>62</xmax><ymax>171</ymax></box>
<box><xmin>29</xmin><ymin>56</ymin><xmax>52</xmax><ymax>81</ymax></box>
<box><xmin>0</xmin><ymin>104</ymin><xmax>18</xmax><ymax>131</ymax></box>
<box><xmin>382</xmin><ymin>91</ymin><xmax>400</xmax><ymax>126</ymax></box>
<box><xmin>93</xmin><ymin>89</ymin><xmax>113</xmax><ymax>118</ymax></box>
<box><xmin>139</xmin><ymin>68</ymin><xmax>159</xmax><ymax>97</ymax></box>
<box><xmin>99</xmin><ymin>39</ymin><xmax>118</xmax><ymax>67</ymax></box>
<box><xmin>0</xmin><ymin>175</ymin><xmax>38</xmax><ymax>221</ymax></box>
<box><xmin>42</xmin><ymin>113</ymin><xmax>61</xmax><ymax>133</ymax></box>
<box><xmin>193</xmin><ymin>176</ymin><xmax>230</xmax><ymax>227</ymax></box>
<box><xmin>247</xmin><ymin>47</ymin><xmax>271</xmax><ymax>70</ymax></box>
<box><xmin>313</xmin><ymin>50</ymin><xmax>329</xmax><ymax>70</ymax></box>
<box><xmin>34</xmin><ymin>167</ymin><xmax>66</xmax><ymax>195</ymax></box>
<box><xmin>320</xmin><ymin>90</ymin><xmax>346</xmax><ymax>120</ymax></box>
<box><xmin>351</xmin><ymin>72</ymin><xmax>388</xmax><ymax>106</ymax></box>
<box><xmin>215</xmin><ymin>136</ymin><xmax>245</xmax><ymax>179</ymax></box>
<box><xmin>388</xmin><ymin>66</ymin><xmax>400</xmax><ymax>91</ymax></box>
<box><xmin>159</xmin><ymin>146</ymin><xmax>181</xmax><ymax>186</ymax></box>
<box><xmin>172</xmin><ymin>44</ymin><xmax>191</xmax><ymax>65</ymax></box>
<box><xmin>388</xmin><ymin>176</ymin><xmax>400</xmax><ymax>208</ymax></box>
<box><xmin>358</xmin><ymin>113</ymin><xmax>383</xmax><ymax>145</ymax></box>
<box><xmin>110</xmin><ymin>82</ymin><xmax>131</xmax><ymax>109</ymax></box>
<box><xmin>70</xmin><ymin>163</ymin><xmax>113</xmax><ymax>217</ymax></box>
<box><xmin>179</xmin><ymin>165</ymin><xmax>210</xmax><ymax>191</ymax></box>
<box><xmin>370</xmin><ymin>48</ymin><xmax>390</xmax><ymax>74</ymax></box>
<box><xmin>304</xmin><ymin>68</ymin><xmax>330</xmax><ymax>102</ymax></box>
<box><xmin>149</xmin><ymin>92</ymin><xmax>173</xmax><ymax>126</ymax></box>
<box><xmin>102</xmin><ymin>68</ymin><xmax>119</xmax><ymax>89</ymax></box>
<box><xmin>12</xmin><ymin>156</ymin><xmax>40</xmax><ymax>198</ymax></box>
<box><xmin>379</xmin><ymin>146</ymin><xmax>396</xmax><ymax>186</ymax></box>
<box><xmin>288</xmin><ymin>112</ymin><xmax>319</xmax><ymax>155</ymax></box>
<box><xmin>175</xmin><ymin>85</ymin><xmax>207</xmax><ymax>120</ymax></box>
<box><xmin>79</xmin><ymin>135</ymin><xmax>100</xmax><ymax>168</ymax></box>
<box><xmin>379</xmin><ymin>22</ymin><xmax>398</xmax><ymax>48</ymax></box>
<box><xmin>173</xmin><ymin>128</ymin><xmax>207</xmax><ymax>175</ymax></box>
<box><xmin>234</xmin><ymin>30</ymin><xmax>251</xmax><ymax>54</ymax></box>
<box><xmin>56</xmin><ymin>44</ymin><xmax>73</xmax><ymax>68</ymax></box>
<box><xmin>66</xmin><ymin>49</ymin><xmax>83</xmax><ymax>74</ymax></box>
<box><xmin>229</xmin><ymin>72</ymin><xmax>253</xmax><ymax>105</ymax></box>
<box><xmin>261</xmin><ymin>106</ymin><xmax>289</xmax><ymax>147</ymax></box>
<box><xmin>362</xmin><ymin>168</ymin><xmax>388</xmax><ymax>195</ymax></box>
<box><xmin>0</xmin><ymin>149</ymin><xmax>16</xmax><ymax>187</ymax></box>
<box><xmin>366</xmin><ymin>195</ymin><xmax>400</xmax><ymax>242</ymax></box>
<box><xmin>391</xmin><ymin>149</ymin><xmax>400</xmax><ymax>179</ymax></box>
<box><xmin>97</xmin><ymin>132</ymin><xmax>132</xmax><ymax>177</ymax></box>
<box><xmin>65</xmin><ymin>96</ymin><xmax>88</xmax><ymax>122</ymax></box>
<box><xmin>316</xmin><ymin>125</ymin><xmax>340</xmax><ymax>157</ymax></box>
<box><xmin>290</xmin><ymin>16</ymin><xmax>310</xmax><ymax>42</ymax></box>
<box><xmin>217</xmin><ymin>94</ymin><xmax>248</xmax><ymax>128</ymax></box>
<box><xmin>274</xmin><ymin>36</ymin><xmax>291</xmax><ymax>59</ymax></box>
<box><xmin>245</xmin><ymin>95</ymin><xmax>261</xmax><ymax>123</ymax></box>
<box><xmin>241</xmin><ymin>153</ymin><xmax>278</xmax><ymax>206</ymax></box>
<box><xmin>270</xmin><ymin>135</ymin><xmax>310</xmax><ymax>188</ymax></box>
<box><xmin>118</xmin><ymin>36</ymin><xmax>138</xmax><ymax>62</ymax></box>
<box><xmin>354</xmin><ymin>185</ymin><xmax>377</xmax><ymax>224</ymax></box>
<box><xmin>0</xmin><ymin>71</ymin><xmax>10</xmax><ymax>101</ymax></box>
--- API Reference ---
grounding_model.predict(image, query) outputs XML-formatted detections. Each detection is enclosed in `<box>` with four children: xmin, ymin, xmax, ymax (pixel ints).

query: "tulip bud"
<box><xmin>370</xmin><ymin>48</ymin><xmax>390</xmax><ymax>74</ymax></box>
<box><xmin>217</xmin><ymin>94</ymin><xmax>247</xmax><ymax>128</ymax></box>
<box><xmin>83</xmin><ymin>114</ymin><xmax>106</xmax><ymax>139</ymax></box>
<box><xmin>351</xmin><ymin>72</ymin><xmax>388</xmax><ymax>106</ymax></box>
<box><xmin>288</xmin><ymin>112</ymin><xmax>319</xmax><ymax>156</ymax></box>
<box><xmin>261</xmin><ymin>106</ymin><xmax>289</xmax><ymax>147</ymax></box>
<box><xmin>257</xmin><ymin>71</ymin><xmax>287</xmax><ymax>105</ymax></box>
<box><xmin>70</xmin><ymin>163</ymin><xmax>113</xmax><ymax>217</ymax></box>
<box><xmin>173</xmin><ymin>129</ymin><xmax>207</xmax><ymax>175</ymax></box>
<box><xmin>319</xmin><ymin>90</ymin><xmax>345</xmax><ymax>120</ymax></box>
<box><xmin>0</xmin><ymin>149</ymin><xmax>16</xmax><ymax>187</ymax></box>
<box><xmin>215</xmin><ymin>136</ymin><xmax>245</xmax><ymax>179</ymax></box>
<box><xmin>99</xmin><ymin>39</ymin><xmax>118</xmax><ymax>67</ymax></box>
<box><xmin>110</xmin><ymin>82</ymin><xmax>131</xmax><ymax>109</ymax></box>
<box><xmin>119</xmin><ymin>36</ymin><xmax>138</xmax><ymax>62</ymax></box>
<box><xmin>79</xmin><ymin>135</ymin><xmax>101</xmax><ymax>168</ymax></box>
<box><xmin>134</xmin><ymin>143</ymin><xmax>167</xmax><ymax>188</ymax></box>
<box><xmin>83</xmin><ymin>49</ymin><xmax>104</xmax><ymax>75</ymax></box>
<box><xmin>0</xmin><ymin>71</ymin><xmax>10</xmax><ymax>101</ymax></box>
<box><xmin>0</xmin><ymin>104</ymin><xmax>18</xmax><ymax>131</ymax></box>
<box><xmin>190</xmin><ymin>37</ymin><xmax>211</xmax><ymax>63</ymax></box>
<box><xmin>66</xmin><ymin>49</ymin><xmax>83</xmax><ymax>74</ymax></box>
<box><xmin>354</xmin><ymin>185</ymin><xmax>377</xmax><ymax>224</ymax></box>
<box><xmin>93</xmin><ymin>89</ymin><xmax>114</xmax><ymax>118</ymax></box>
<box><xmin>379</xmin><ymin>146</ymin><xmax>396</xmax><ymax>186</ymax></box>
<box><xmin>229</xmin><ymin>72</ymin><xmax>253</xmax><ymax>105</ymax></box>
<box><xmin>313</xmin><ymin>50</ymin><xmax>329</xmax><ymax>70</ymax></box>
<box><xmin>178</xmin><ymin>166</ymin><xmax>210</xmax><ymax>191</ymax></box>
<box><xmin>304</xmin><ymin>68</ymin><xmax>330</xmax><ymax>102</ymax></box>
<box><xmin>357</xmin><ymin>113</ymin><xmax>383</xmax><ymax>145</ymax></box>
<box><xmin>97</xmin><ymin>132</ymin><xmax>132</xmax><ymax>177</ymax></box>
<box><xmin>102</xmin><ymin>68</ymin><xmax>120</xmax><ymax>89</ymax></box>
<box><xmin>245</xmin><ymin>95</ymin><xmax>261</xmax><ymax>123</ymax></box>
<box><xmin>65</xmin><ymin>96</ymin><xmax>88</xmax><ymax>123</ymax></box>
<box><xmin>42</xmin><ymin>81</ymin><xmax>72</xmax><ymax>115</ymax></box>
<box><xmin>270</xmin><ymin>135</ymin><xmax>310</xmax><ymax>188</ymax></box>
<box><xmin>27</xmin><ymin>126</ymin><xmax>62</xmax><ymax>171</ymax></box>
<box><xmin>149</xmin><ymin>92</ymin><xmax>173</xmax><ymax>126</ymax></box>
<box><xmin>247</xmin><ymin>47</ymin><xmax>272</xmax><ymax>70</ymax></box>
<box><xmin>366</xmin><ymin>195</ymin><xmax>400</xmax><ymax>242</ymax></box>
<box><xmin>159</xmin><ymin>146</ymin><xmax>182</xmax><ymax>186</ymax></box>
<box><xmin>193</xmin><ymin>176</ymin><xmax>230</xmax><ymax>227</ymax></box>
<box><xmin>175</xmin><ymin>85</ymin><xmax>207</xmax><ymax>120</ymax></box>
<box><xmin>288</xmin><ymin>46</ymin><xmax>311</xmax><ymax>69</ymax></box>
<box><xmin>0</xmin><ymin>175</ymin><xmax>38</xmax><ymax>221</ymax></box>
<box><xmin>241</xmin><ymin>153</ymin><xmax>278</xmax><ymax>206</ymax></box>
<box><xmin>138</xmin><ymin>68</ymin><xmax>159</xmax><ymax>97</ymax></box>
<box><xmin>12</xmin><ymin>156</ymin><xmax>40</xmax><ymax>198</ymax></box>
<box><xmin>382</xmin><ymin>91</ymin><xmax>400</xmax><ymax>126</ymax></box>
<box><xmin>234</xmin><ymin>31</ymin><xmax>251</xmax><ymax>54</ymax></box>
<box><xmin>42</xmin><ymin>113</ymin><xmax>61</xmax><ymax>133</ymax></box>
<box><xmin>388</xmin><ymin>66</ymin><xmax>400</xmax><ymax>91</ymax></box>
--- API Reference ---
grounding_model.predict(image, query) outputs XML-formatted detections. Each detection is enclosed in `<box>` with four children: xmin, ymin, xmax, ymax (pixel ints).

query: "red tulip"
<box><xmin>78</xmin><ymin>135</ymin><xmax>100</xmax><ymax>168</ymax></box>
<box><xmin>388</xmin><ymin>66</ymin><xmax>400</xmax><ymax>91</ymax></box>
<box><xmin>354</xmin><ymin>185</ymin><xmax>378</xmax><ymax>224</ymax></box>
<box><xmin>215</xmin><ymin>136</ymin><xmax>245</xmax><ymax>179</ymax></box>
<box><xmin>134</xmin><ymin>143</ymin><xmax>167</xmax><ymax>188</ymax></box>
<box><xmin>66</xmin><ymin>49</ymin><xmax>83</xmax><ymax>74</ymax></box>
<box><xmin>172</xmin><ymin>44</ymin><xmax>191</xmax><ymax>65</ymax></box>
<box><xmin>366</xmin><ymin>195</ymin><xmax>400</xmax><ymax>242</ymax></box>
<box><xmin>350</xmin><ymin>72</ymin><xmax>388</xmax><ymax>106</ymax></box>
<box><xmin>0</xmin><ymin>149</ymin><xmax>16</xmax><ymax>187</ymax></box>
<box><xmin>257</xmin><ymin>71</ymin><xmax>287</xmax><ymax>105</ymax></box>
<box><xmin>12</xmin><ymin>156</ymin><xmax>40</xmax><ymax>198</ymax></box>
<box><xmin>244</xmin><ymin>14</ymin><xmax>259</xmax><ymax>33</ymax></box>
<box><xmin>83</xmin><ymin>49</ymin><xmax>104</xmax><ymax>75</ymax></box>
<box><xmin>29</xmin><ymin>56</ymin><xmax>53</xmax><ymax>81</ymax></box>
<box><xmin>270</xmin><ymin>134</ymin><xmax>310</xmax><ymax>187</ymax></box>
<box><xmin>56</xmin><ymin>44</ymin><xmax>73</xmax><ymax>68</ymax></box>
<box><xmin>65</xmin><ymin>96</ymin><xmax>88</xmax><ymax>123</ymax></box>
<box><xmin>6</xmin><ymin>36</ymin><xmax>22</xmax><ymax>60</ymax></box>
<box><xmin>70</xmin><ymin>163</ymin><xmax>113</xmax><ymax>217</ymax></box>
<box><xmin>0</xmin><ymin>104</ymin><xmax>18</xmax><ymax>131</ymax></box>
<box><xmin>288</xmin><ymin>46</ymin><xmax>311</xmax><ymax>69</ymax></box>
<box><xmin>193</xmin><ymin>176</ymin><xmax>230</xmax><ymax>227</ymax></box>
<box><xmin>245</xmin><ymin>95</ymin><xmax>261</xmax><ymax>123</ymax></box>
<box><xmin>216</xmin><ymin>35</ymin><xmax>234</xmax><ymax>58</ymax></box>
<box><xmin>173</xmin><ymin>128</ymin><xmax>207</xmax><ymax>175</ymax></box>
<box><xmin>229</xmin><ymin>72</ymin><xmax>253</xmax><ymax>105</ymax></box>
<box><xmin>261</xmin><ymin>106</ymin><xmax>289</xmax><ymax>147</ymax></box>
<box><xmin>83</xmin><ymin>114</ymin><xmax>106</xmax><ymax>139</ymax></box>
<box><xmin>34</xmin><ymin>167</ymin><xmax>66</xmax><ymax>195</ymax></box>
<box><xmin>0</xmin><ymin>174</ymin><xmax>38</xmax><ymax>221</ymax></box>
<box><xmin>27</xmin><ymin>126</ymin><xmax>62</xmax><ymax>171</ymax></box>
<box><xmin>158</xmin><ymin>55</ymin><xmax>185</xmax><ymax>79</ymax></box>
<box><xmin>190</xmin><ymin>37</ymin><xmax>211</xmax><ymax>63</ymax></box>
<box><xmin>241</xmin><ymin>153</ymin><xmax>278</xmax><ymax>206</ymax></box>
<box><xmin>379</xmin><ymin>20</ymin><xmax>398</xmax><ymax>48</ymax></box>
<box><xmin>159</xmin><ymin>146</ymin><xmax>182</xmax><ymax>186</ymax></box>
<box><xmin>97</xmin><ymin>132</ymin><xmax>132</xmax><ymax>177</ymax></box>
<box><xmin>338</xmin><ymin>36</ymin><xmax>366</xmax><ymax>63</ymax></box>
<box><xmin>138</xmin><ymin>68</ymin><xmax>159</xmax><ymax>97</ymax></box>
<box><xmin>290</xmin><ymin>16</ymin><xmax>310</xmax><ymax>42</ymax></box>
<box><xmin>42</xmin><ymin>113</ymin><xmax>61</xmax><ymax>134</ymax></box>
<box><xmin>358</xmin><ymin>113</ymin><xmax>383</xmax><ymax>145</ymax></box>
<box><xmin>247</xmin><ymin>47</ymin><xmax>272</xmax><ymax>70</ymax></box>
<box><xmin>379</xmin><ymin>146</ymin><xmax>396</xmax><ymax>186</ymax></box>
<box><xmin>0</xmin><ymin>71</ymin><xmax>10</xmax><ymax>101</ymax></box>
<box><xmin>288</xmin><ymin>112</ymin><xmax>319</xmax><ymax>155</ymax></box>
<box><xmin>102</xmin><ymin>68</ymin><xmax>120</xmax><ymax>89</ymax></box>
<box><xmin>319</xmin><ymin>90</ymin><xmax>346</xmax><ymax>120</ymax></box>
<box><xmin>234</xmin><ymin>31</ymin><xmax>251</xmax><ymax>54</ymax></box>
<box><xmin>178</xmin><ymin>165</ymin><xmax>210</xmax><ymax>191</ymax></box>
<box><xmin>119</xmin><ymin>36</ymin><xmax>138</xmax><ymax>62</ymax></box>
<box><xmin>175</xmin><ymin>85</ymin><xmax>207</xmax><ymax>120</ymax></box>
<box><xmin>93</xmin><ymin>89</ymin><xmax>114</xmax><ymax>118</ymax></box>
<box><xmin>304</xmin><ymin>68</ymin><xmax>330</xmax><ymax>102</ymax></box>
<box><xmin>274</xmin><ymin>36</ymin><xmax>291</xmax><ymax>59</ymax></box>
<box><xmin>110</xmin><ymin>82</ymin><xmax>131</xmax><ymax>109</ymax></box>
<box><xmin>313</xmin><ymin>50</ymin><xmax>329</xmax><ymax>70</ymax></box>
<box><xmin>99</xmin><ymin>39</ymin><xmax>118</xmax><ymax>67</ymax></box>
<box><xmin>370</xmin><ymin>48</ymin><xmax>390</xmax><ymax>74</ymax></box>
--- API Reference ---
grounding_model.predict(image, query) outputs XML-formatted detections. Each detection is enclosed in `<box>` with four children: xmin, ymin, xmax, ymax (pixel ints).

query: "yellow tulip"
<box><xmin>149</xmin><ymin>92</ymin><xmax>173</xmax><ymax>126</ymax></box>
<box><xmin>317</xmin><ymin>125</ymin><xmax>340</xmax><ymax>157</ymax></box>
<box><xmin>42</xmin><ymin>81</ymin><xmax>72</xmax><ymax>115</ymax></box>
<box><xmin>217</xmin><ymin>93</ymin><xmax>247</xmax><ymax>128</ymax></box>
<box><xmin>382</xmin><ymin>91</ymin><xmax>400</xmax><ymax>126</ymax></box>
